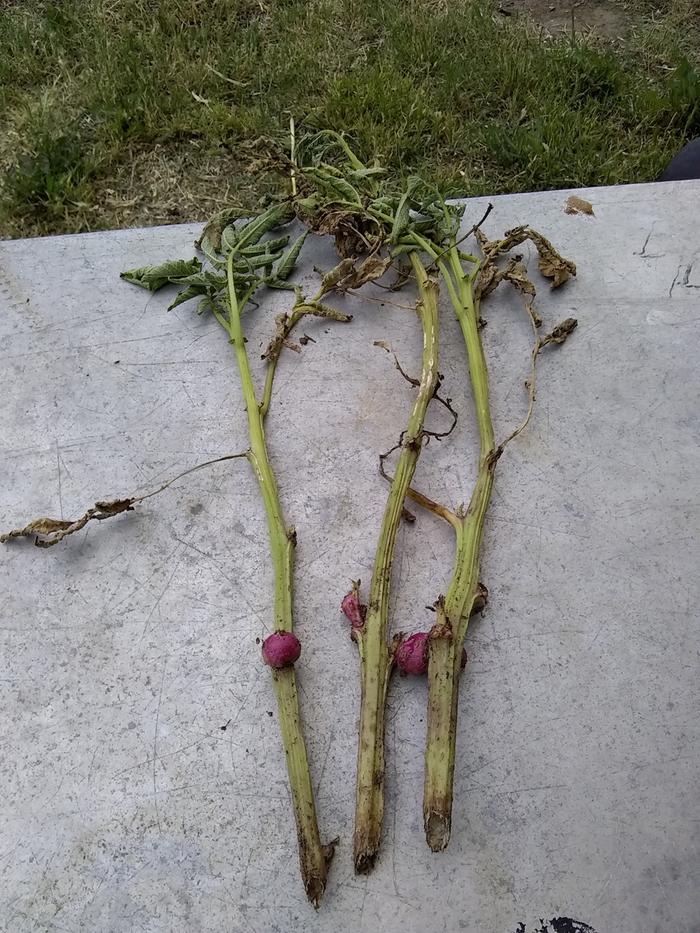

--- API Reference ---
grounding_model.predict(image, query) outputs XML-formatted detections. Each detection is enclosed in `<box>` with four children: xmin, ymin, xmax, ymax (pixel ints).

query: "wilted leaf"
<box><xmin>168</xmin><ymin>284</ymin><xmax>207</xmax><ymax>310</ymax></box>
<box><xmin>540</xmin><ymin>317</ymin><xmax>578</xmax><ymax>347</ymax></box>
<box><xmin>338</xmin><ymin>254</ymin><xmax>391</xmax><ymax>290</ymax></box>
<box><xmin>195</xmin><ymin>207</ymin><xmax>248</xmax><ymax>251</ymax></box>
<box><xmin>175</xmin><ymin>270</ymin><xmax>227</xmax><ymax>289</ymax></box>
<box><xmin>120</xmin><ymin>258</ymin><xmax>202</xmax><ymax>291</ymax></box>
<box><xmin>528</xmin><ymin>231</ymin><xmax>577</xmax><ymax>287</ymax></box>
<box><xmin>1</xmin><ymin>499</ymin><xmax>135</xmax><ymax>548</ymax></box>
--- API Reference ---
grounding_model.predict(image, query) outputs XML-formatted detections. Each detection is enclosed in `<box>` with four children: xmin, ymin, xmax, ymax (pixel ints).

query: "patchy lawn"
<box><xmin>0</xmin><ymin>0</ymin><xmax>698</xmax><ymax>238</ymax></box>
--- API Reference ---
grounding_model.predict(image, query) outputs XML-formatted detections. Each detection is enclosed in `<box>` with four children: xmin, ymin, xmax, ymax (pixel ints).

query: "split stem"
<box><xmin>353</xmin><ymin>253</ymin><xmax>440</xmax><ymax>872</ymax></box>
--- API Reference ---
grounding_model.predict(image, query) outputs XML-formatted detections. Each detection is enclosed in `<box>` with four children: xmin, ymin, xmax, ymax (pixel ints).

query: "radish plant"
<box><xmin>2</xmin><ymin>201</ymin><xmax>353</xmax><ymax>906</ymax></box>
<box><xmin>290</xmin><ymin>132</ymin><xmax>577</xmax><ymax>865</ymax></box>
<box><xmin>3</xmin><ymin>127</ymin><xmax>578</xmax><ymax>891</ymax></box>
<box><xmin>118</xmin><ymin>204</ymin><xmax>355</xmax><ymax>904</ymax></box>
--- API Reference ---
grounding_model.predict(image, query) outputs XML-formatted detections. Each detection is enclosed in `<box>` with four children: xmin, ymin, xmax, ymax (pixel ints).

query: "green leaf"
<box><xmin>309</xmin><ymin>130</ymin><xmax>365</xmax><ymax>170</ymax></box>
<box><xmin>390</xmin><ymin>176</ymin><xmax>423</xmax><ymax>243</ymax></box>
<box><xmin>262</xmin><ymin>277</ymin><xmax>297</xmax><ymax>291</ymax></box>
<box><xmin>197</xmin><ymin>296</ymin><xmax>215</xmax><ymax>316</ymax></box>
<box><xmin>221</xmin><ymin>224</ymin><xmax>238</xmax><ymax>254</ymax></box>
<box><xmin>235</xmin><ymin>202</ymin><xmax>295</xmax><ymax>250</ymax></box>
<box><xmin>175</xmin><ymin>269</ymin><xmax>225</xmax><ymax>287</ymax></box>
<box><xmin>120</xmin><ymin>258</ymin><xmax>202</xmax><ymax>291</ymax></box>
<box><xmin>390</xmin><ymin>243</ymin><xmax>420</xmax><ymax>258</ymax></box>
<box><xmin>303</xmin><ymin>167</ymin><xmax>362</xmax><ymax>205</ymax></box>
<box><xmin>295</xmin><ymin>195</ymin><xmax>321</xmax><ymax>214</ymax></box>
<box><xmin>239</xmin><ymin>236</ymin><xmax>290</xmax><ymax>257</ymax></box>
<box><xmin>167</xmin><ymin>284</ymin><xmax>207</xmax><ymax>310</ymax></box>
<box><xmin>347</xmin><ymin>166</ymin><xmax>387</xmax><ymax>181</ymax></box>
<box><xmin>275</xmin><ymin>231</ymin><xmax>308</xmax><ymax>281</ymax></box>
<box><xmin>233</xmin><ymin>252</ymin><xmax>285</xmax><ymax>273</ymax></box>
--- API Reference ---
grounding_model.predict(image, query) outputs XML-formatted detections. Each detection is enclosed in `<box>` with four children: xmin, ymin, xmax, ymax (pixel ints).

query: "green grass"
<box><xmin>0</xmin><ymin>0</ymin><xmax>698</xmax><ymax>238</ymax></box>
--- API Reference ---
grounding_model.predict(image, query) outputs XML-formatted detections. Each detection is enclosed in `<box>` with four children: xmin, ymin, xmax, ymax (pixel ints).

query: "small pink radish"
<box><xmin>341</xmin><ymin>582</ymin><xmax>366</xmax><ymax>632</ymax></box>
<box><xmin>262</xmin><ymin>631</ymin><xmax>301</xmax><ymax>669</ymax></box>
<box><xmin>395</xmin><ymin>631</ymin><xmax>468</xmax><ymax>676</ymax></box>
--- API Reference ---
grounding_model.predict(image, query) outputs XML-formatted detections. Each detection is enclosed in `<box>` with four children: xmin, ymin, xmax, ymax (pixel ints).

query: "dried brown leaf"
<box><xmin>338</xmin><ymin>254</ymin><xmax>391</xmax><ymax>290</ymax></box>
<box><xmin>540</xmin><ymin>317</ymin><xmax>578</xmax><ymax>347</ymax></box>
<box><xmin>1</xmin><ymin>455</ymin><xmax>248</xmax><ymax>550</ymax></box>
<box><xmin>318</xmin><ymin>258</ymin><xmax>356</xmax><ymax>296</ymax></box>
<box><xmin>262</xmin><ymin>311</ymin><xmax>291</xmax><ymax>361</ymax></box>
<box><xmin>1</xmin><ymin>499</ymin><xmax>135</xmax><ymax>548</ymax></box>
<box><xmin>503</xmin><ymin>258</ymin><xmax>536</xmax><ymax>297</ymax></box>
<box><xmin>475</xmin><ymin>261</ymin><xmax>504</xmax><ymax>299</ymax></box>
<box><xmin>565</xmin><ymin>195</ymin><xmax>594</xmax><ymax>216</ymax></box>
<box><xmin>527</xmin><ymin>231</ymin><xmax>577</xmax><ymax>288</ymax></box>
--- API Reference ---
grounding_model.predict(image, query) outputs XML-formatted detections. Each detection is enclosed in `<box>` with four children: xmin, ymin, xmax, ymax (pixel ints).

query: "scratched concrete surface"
<box><xmin>1</xmin><ymin>182</ymin><xmax>699</xmax><ymax>933</ymax></box>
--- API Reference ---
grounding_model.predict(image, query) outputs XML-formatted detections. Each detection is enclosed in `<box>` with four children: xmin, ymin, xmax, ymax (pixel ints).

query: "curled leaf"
<box><xmin>527</xmin><ymin>231</ymin><xmax>577</xmax><ymax>287</ymax></box>
<box><xmin>275</xmin><ymin>231</ymin><xmax>309</xmax><ymax>281</ymax></box>
<box><xmin>1</xmin><ymin>499</ymin><xmax>135</xmax><ymax>548</ymax></box>
<box><xmin>390</xmin><ymin>175</ymin><xmax>422</xmax><ymax>243</ymax></box>
<box><xmin>540</xmin><ymin>317</ymin><xmax>578</xmax><ymax>347</ymax></box>
<box><xmin>120</xmin><ymin>258</ymin><xmax>202</xmax><ymax>291</ymax></box>
<box><xmin>477</xmin><ymin>226</ymin><xmax>576</xmax><ymax>289</ymax></box>
<box><xmin>195</xmin><ymin>207</ymin><xmax>248</xmax><ymax>251</ymax></box>
<box><xmin>240</xmin><ymin>236</ymin><xmax>290</xmax><ymax>257</ymax></box>
<box><xmin>503</xmin><ymin>258</ymin><xmax>536</xmax><ymax>297</ymax></box>
<box><xmin>303</xmin><ymin>166</ymin><xmax>363</xmax><ymax>205</ymax></box>
<box><xmin>475</xmin><ymin>261</ymin><xmax>504</xmax><ymax>300</ymax></box>
<box><xmin>338</xmin><ymin>254</ymin><xmax>391</xmax><ymax>290</ymax></box>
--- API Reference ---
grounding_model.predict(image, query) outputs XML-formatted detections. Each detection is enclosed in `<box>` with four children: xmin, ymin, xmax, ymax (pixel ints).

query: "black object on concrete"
<box><xmin>660</xmin><ymin>137</ymin><xmax>700</xmax><ymax>181</ymax></box>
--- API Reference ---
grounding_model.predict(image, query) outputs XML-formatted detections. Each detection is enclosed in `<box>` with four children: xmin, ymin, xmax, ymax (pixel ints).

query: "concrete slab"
<box><xmin>1</xmin><ymin>181</ymin><xmax>699</xmax><ymax>933</ymax></box>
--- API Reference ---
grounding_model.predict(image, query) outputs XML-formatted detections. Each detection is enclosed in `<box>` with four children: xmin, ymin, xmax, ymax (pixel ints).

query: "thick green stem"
<box><xmin>423</xmin><ymin>248</ymin><xmax>498</xmax><ymax>851</ymax></box>
<box><xmin>226</xmin><ymin>255</ymin><xmax>333</xmax><ymax>905</ymax></box>
<box><xmin>353</xmin><ymin>254</ymin><xmax>440</xmax><ymax>872</ymax></box>
<box><xmin>272</xmin><ymin>667</ymin><xmax>335</xmax><ymax>906</ymax></box>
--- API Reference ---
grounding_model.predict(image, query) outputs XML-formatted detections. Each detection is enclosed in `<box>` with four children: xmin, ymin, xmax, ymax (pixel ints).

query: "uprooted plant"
<box><xmin>2</xmin><ymin>123</ymin><xmax>579</xmax><ymax>892</ymax></box>
<box><xmin>285</xmin><ymin>131</ymin><xmax>577</xmax><ymax>865</ymax></box>
<box><xmin>283</xmin><ymin>132</ymin><xmax>465</xmax><ymax>872</ymax></box>
<box><xmin>411</xmin><ymin>225</ymin><xmax>576</xmax><ymax>853</ymax></box>
<box><xmin>1</xmin><ymin>201</ymin><xmax>363</xmax><ymax>906</ymax></box>
<box><xmin>365</xmin><ymin>223</ymin><xmax>577</xmax><ymax>852</ymax></box>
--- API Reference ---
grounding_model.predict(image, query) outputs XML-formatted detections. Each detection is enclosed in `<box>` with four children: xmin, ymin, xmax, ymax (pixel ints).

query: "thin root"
<box><xmin>379</xmin><ymin>443</ymin><xmax>460</xmax><ymax>531</ymax></box>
